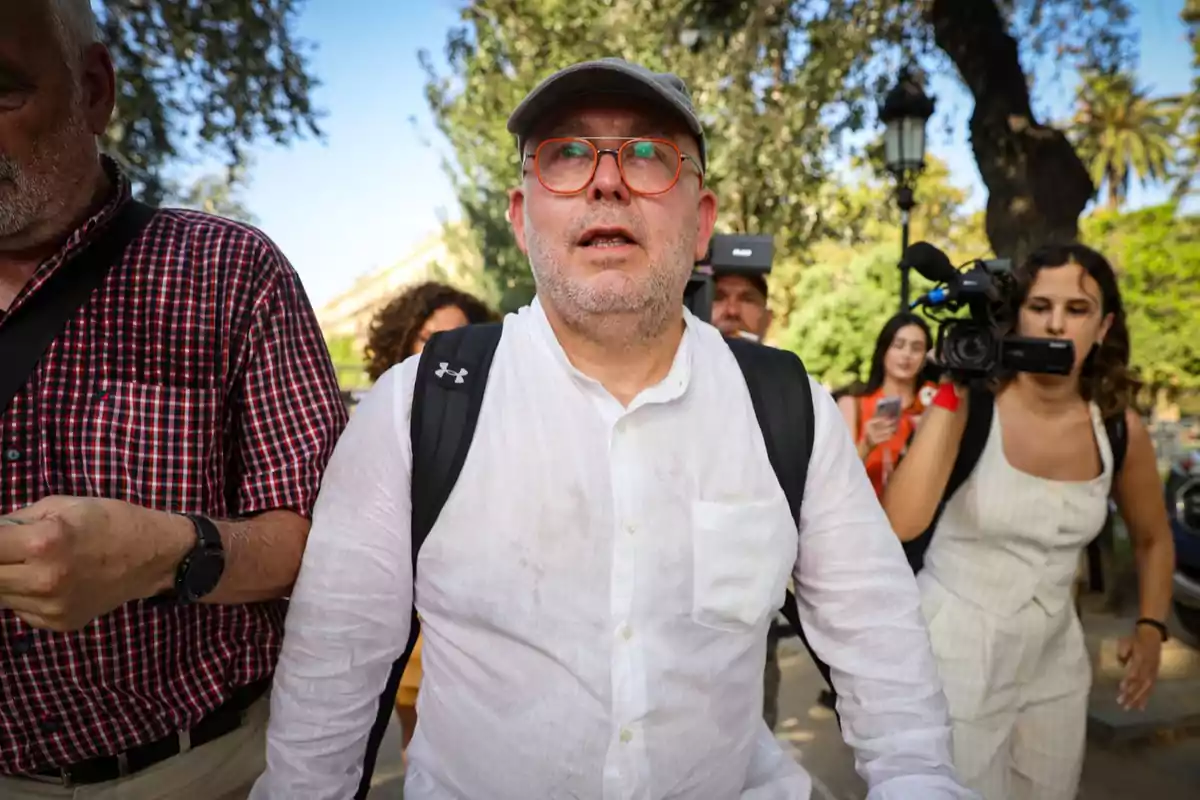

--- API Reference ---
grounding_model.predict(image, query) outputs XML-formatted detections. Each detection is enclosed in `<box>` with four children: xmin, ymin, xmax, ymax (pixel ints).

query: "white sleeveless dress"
<box><xmin>917</xmin><ymin>401</ymin><xmax>1113</xmax><ymax>800</ymax></box>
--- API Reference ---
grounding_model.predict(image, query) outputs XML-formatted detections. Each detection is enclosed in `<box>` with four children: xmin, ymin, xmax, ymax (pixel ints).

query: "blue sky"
<box><xmin>219</xmin><ymin>0</ymin><xmax>1196</xmax><ymax>307</ymax></box>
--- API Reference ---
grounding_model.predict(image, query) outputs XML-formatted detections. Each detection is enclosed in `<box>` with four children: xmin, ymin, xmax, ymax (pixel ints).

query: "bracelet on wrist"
<box><xmin>1135</xmin><ymin>618</ymin><xmax>1168</xmax><ymax>642</ymax></box>
<box><xmin>931</xmin><ymin>382</ymin><xmax>959</xmax><ymax>413</ymax></box>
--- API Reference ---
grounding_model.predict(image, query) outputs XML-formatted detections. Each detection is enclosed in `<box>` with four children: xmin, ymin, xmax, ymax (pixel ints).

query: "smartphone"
<box><xmin>875</xmin><ymin>396</ymin><xmax>902</xmax><ymax>421</ymax></box>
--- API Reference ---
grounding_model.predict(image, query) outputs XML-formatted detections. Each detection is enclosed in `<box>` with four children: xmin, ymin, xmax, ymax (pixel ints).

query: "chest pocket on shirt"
<box><xmin>77</xmin><ymin>380</ymin><xmax>221</xmax><ymax>507</ymax></box>
<box><xmin>690</xmin><ymin>497</ymin><xmax>796</xmax><ymax>632</ymax></box>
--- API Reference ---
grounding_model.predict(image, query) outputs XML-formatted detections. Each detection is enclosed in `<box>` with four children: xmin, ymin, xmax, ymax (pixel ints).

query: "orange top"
<box><xmin>856</xmin><ymin>383</ymin><xmax>936</xmax><ymax>498</ymax></box>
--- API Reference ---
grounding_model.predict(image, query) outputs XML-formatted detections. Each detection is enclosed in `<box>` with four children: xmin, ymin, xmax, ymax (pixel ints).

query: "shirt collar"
<box><xmin>526</xmin><ymin>296</ymin><xmax>695</xmax><ymax>409</ymax></box>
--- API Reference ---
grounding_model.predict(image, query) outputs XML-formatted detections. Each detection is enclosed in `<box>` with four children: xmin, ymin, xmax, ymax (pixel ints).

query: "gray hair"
<box><xmin>47</xmin><ymin>0</ymin><xmax>99</xmax><ymax>70</ymax></box>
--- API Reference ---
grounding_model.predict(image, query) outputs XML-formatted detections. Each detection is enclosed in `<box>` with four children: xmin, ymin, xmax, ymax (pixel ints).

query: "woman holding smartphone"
<box><xmin>882</xmin><ymin>243</ymin><xmax>1174</xmax><ymax>800</ymax></box>
<box><xmin>837</xmin><ymin>312</ymin><xmax>935</xmax><ymax>498</ymax></box>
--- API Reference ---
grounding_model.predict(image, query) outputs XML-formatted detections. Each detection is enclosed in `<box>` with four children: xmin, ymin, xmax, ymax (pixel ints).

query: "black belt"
<box><xmin>27</xmin><ymin>678</ymin><xmax>270</xmax><ymax>787</ymax></box>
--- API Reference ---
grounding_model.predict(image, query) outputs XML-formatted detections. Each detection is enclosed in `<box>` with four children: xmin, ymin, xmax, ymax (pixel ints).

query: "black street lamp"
<box><xmin>879</xmin><ymin>67</ymin><xmax>935</xmax><ymax>310</ymax></box>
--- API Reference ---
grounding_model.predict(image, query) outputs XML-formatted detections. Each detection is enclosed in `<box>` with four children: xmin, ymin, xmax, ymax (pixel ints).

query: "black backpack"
<box><xmin>902</xmin><ymin>384</ymin><xmax>1129</xmax><ymax>573</ymax></box>
<box><xmin>353</xmin><ymin>322</ymin><xmax>832</xmax><ymax>797</ymax></box>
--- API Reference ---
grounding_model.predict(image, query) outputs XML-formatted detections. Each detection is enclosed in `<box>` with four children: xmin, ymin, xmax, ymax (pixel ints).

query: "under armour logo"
<box><xmin>435</xmin><ymin>362</ymin><xmax>468</xmax><ymax>384</ymax></box>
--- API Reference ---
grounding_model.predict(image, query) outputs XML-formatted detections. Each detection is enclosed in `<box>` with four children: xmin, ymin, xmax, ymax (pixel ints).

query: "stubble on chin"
<box><xmin>0</xmin><ymin>103</ymin><xmax>95</xmax><ymax>241</ymax></box>
<box><xmin>526</xmin><ymin>230</ymin><xmax>692</xmax><ymax>347</ymax></box>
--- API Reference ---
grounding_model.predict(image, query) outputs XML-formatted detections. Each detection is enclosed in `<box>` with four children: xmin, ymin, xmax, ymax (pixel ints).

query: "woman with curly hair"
<box><xmin>362</xmin><ymin>281</ymin><xmax>496</xmax><ymax>755</ymax></box>
<box><xmin>364</xmin><ymin>280</ymin><xmax>497</xmax><ymax>382</ymax></box>
<box><xmin>882</xmin><ymin>243</ymin><xmax>1174</xmax><ymax>800</ymax></box>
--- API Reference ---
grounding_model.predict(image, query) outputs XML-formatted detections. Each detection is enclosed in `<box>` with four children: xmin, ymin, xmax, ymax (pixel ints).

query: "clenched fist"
<box><xmin>0</xmin><ymin>496</ymin><xmax>192</xmax><ymax>632</ymax></box>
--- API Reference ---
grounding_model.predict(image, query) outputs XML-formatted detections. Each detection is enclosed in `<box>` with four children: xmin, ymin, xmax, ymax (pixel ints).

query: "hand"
<box><xmin>1116</xmin><ymin>624</ymin><xmax>1163</xmax><ymax>711</ymax></box>
<box><xmin>0</xmin><ymin>497</ymin><xmax>191</xmax><ymax>632</ymax></box>
<box><xmin>862</xmin><ymin>415</ymin><xmax>899</xmax><ymax>448</ymax></box>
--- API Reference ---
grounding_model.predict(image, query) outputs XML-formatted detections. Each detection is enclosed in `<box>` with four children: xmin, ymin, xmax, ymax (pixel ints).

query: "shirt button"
<box><xmin>12</xmin><ymin>634</ymin><xmax>32</xmax><ymax>655</ymax></box>
<box><xmin>620</xmin><ymin>625</ymin><xmax>633</xmax><ymax>641</ymax></box>
<box><xmin>620</xmin><ymin>728</ymin><xmax>633</xmax><ymax>744</ymax></box>
<box><xmin>38</xmin><ymin>717</ymin><xmax>61</xmax><ymax>736</ymax></box>
<box><xmin>3</xmin><ymin>448</ymin><xmax>19</xmax><ymax>462</ymax></box>
<box><xmin>624</xmin><ymin>522</ymin><xmax>636</xmax><ymax>535</ymax></box>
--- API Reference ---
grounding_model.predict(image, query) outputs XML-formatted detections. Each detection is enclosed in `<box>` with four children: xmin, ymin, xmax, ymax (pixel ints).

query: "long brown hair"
<box><xmin>855</xmin><ymin>312</ymin><xmax>933</xmax><ymax>397</ymax></box>
<box><xmin>997</xmin><ymin>242</ymin><xmax>1141</xmax><ymax>418</ymax></box>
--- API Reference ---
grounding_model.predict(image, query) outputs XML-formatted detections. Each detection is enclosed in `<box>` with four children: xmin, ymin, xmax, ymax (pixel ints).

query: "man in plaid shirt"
<box><xmin>0</xmin><ymin>2</ymin><xmax>347</xmax><ymax>798</ymax></box>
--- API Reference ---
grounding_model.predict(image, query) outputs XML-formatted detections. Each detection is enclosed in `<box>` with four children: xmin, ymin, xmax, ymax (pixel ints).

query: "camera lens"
<box><xmin>945</xmin><ymin>326</ymin><xmax>992</xmax><ymax>370</ymax></box>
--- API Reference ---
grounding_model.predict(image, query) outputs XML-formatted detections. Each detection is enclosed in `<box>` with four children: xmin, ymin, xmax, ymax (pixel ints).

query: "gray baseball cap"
<box><xmin>507</xmin><ymin>58</ymin><xmax>707</xmax><ymax>169</ymax></box>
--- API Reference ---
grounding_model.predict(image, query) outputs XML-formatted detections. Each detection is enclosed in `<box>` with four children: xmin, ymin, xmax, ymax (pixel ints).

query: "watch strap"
<box><xmin>183</xmin><ymin>513</ymin><xmax>222</xmax><ymax>550</ymax></box>
<box><xmin>1135</xmin><ymin>617</ymin><xmax>1168</xmax><ymax>642</ymax></box>
<box><xmin>175</xmin><ymin>514</ymin><xmax>225</xmax><ymax>603</ymax></box>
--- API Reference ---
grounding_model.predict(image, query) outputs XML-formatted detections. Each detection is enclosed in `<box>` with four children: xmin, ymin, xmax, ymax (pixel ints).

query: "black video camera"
<box><xmin>904</xmin><ymin>241</ymin><xmax>1075</xmax><ymax>384</ymax></box>
<box><xmin>684</xmin><ymin>233</ymin><xmax>775</xmax><ymax>323</ymax></box>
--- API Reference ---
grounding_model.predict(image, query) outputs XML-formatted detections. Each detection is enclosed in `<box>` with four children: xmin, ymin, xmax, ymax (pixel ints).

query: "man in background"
<box><xmin>711</xmin><ymin>270</ymin><xmax>772</xmax><ymax>343</ymax></box>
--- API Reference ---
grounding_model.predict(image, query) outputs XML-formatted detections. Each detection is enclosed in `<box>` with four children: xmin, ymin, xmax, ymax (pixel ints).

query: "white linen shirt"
<box><xmin>250</xmin><ymin>300</ymin><xmax>972</xmax><ymax>800</ymax></box>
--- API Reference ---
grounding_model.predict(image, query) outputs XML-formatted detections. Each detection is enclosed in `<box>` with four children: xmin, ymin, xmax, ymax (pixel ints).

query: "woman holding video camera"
<box><xmin>837</xmin><ymin>312</ymin><xmax>936</xmax><ymax>498</ymax></box>
<box><xmin>882</xmin><ymin>243</ymin><xmax>1174</xmax><ymax>800</ymax></box>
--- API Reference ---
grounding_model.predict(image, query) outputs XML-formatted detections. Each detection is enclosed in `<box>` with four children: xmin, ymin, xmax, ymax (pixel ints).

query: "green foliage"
<box><xmin>766</xmin><ymin>155</ymin><xmax>987</xmax><ymax>382</ymax></box>
<box><xmin>778</xmin><ymin>201</ymin><xmax>1200</xmax><ymax>396</ymax></box>
<box><xmin>1081</xmin><ymin>204</ymin><xmax>1200</xmax><ymax>395</ymax></box>
<box><xmin>422</xmin><ymin>0</ymin><xmax>1156</xmax><ymax>306</ymax></box>
<box><xmin>1174</xmin><ymin>0</ymin><xmax>1200</xmax><ymax>201</ymax></box>
<box><xmin>1068</xmin><ymin>70</ymin><xmax>1181</xmax><ymax>210</ymax></box>
<box><xmin>174</xmin><ymin>163</ymin><xmax>257</xmax><ymax>224</ymax></box>
<box><xmin>419</xmin><ymin>0</ymin><xmax>910</xmax><ymax>313</ymax></box>
<box><xmin>775</xmin><ymin>243</ymin><xmax>934</xmax><ymax>389</ymax></box>
<box><xmin>96</xmin><ymin>0</ymin><xmax>322</xmax><ymax>204</ymax></box>
<box><xmin>324</xmin><ymin>334</ymin><xmax>369</xmax><ymax>391</ymax></box>
<box><xmin>420</xmin><ymin>0</ymin><xmax>1195</xmax><ymax>396</ymax></box>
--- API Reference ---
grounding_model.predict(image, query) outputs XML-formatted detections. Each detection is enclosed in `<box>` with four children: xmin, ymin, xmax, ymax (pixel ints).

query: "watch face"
<box><xmin>185</xmin><ymin>551</ymin><xmax>226</xmax><ymax>600</ymax></box>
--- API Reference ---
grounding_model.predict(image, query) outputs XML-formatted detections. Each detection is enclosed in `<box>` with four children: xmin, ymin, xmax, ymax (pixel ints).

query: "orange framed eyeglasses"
<box><xmin>523</xmin><ymin>137</ymin><xmax>705</xmax><ymax>196</ymax></box>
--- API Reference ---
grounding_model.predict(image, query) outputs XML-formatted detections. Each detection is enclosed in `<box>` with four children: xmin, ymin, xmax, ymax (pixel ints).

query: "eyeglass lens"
<box><xmin>535</xmin><ymin>138</ymin><xmax>682</xmax><ymax>194</ymax></box>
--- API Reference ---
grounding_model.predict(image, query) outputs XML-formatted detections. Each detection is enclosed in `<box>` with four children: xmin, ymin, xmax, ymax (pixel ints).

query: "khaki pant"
<box><xmin>0</xmin><ymin>695</ymin><xmax>268</xmax><ymax>800</ymax></box>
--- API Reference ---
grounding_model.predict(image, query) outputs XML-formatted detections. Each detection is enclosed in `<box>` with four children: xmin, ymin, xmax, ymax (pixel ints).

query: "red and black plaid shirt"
<box><xmin>0</xmin><ymin>162</ymin><xmax>348</xmax><ymax>776</ymax></box>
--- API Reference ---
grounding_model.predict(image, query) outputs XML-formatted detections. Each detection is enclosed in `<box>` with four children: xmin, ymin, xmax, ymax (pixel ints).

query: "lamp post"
<box><xmin>879</xmin><ymin>67</ymin><xmax>935</xmax><ymax>310</ymax></box>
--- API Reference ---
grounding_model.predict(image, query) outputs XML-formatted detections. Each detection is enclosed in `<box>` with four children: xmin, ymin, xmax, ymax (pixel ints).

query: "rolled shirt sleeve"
<box><xmin>231</xmin><ymin>248</ymin><xmax>348</xmax><ymax>518</ymax></box>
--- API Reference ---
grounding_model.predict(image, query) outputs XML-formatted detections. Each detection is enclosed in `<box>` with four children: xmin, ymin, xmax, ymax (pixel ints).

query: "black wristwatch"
<box><xmin>175</xmin><ymin>514</ymin><xmax>226</xmax><ymax>604</ymax></box>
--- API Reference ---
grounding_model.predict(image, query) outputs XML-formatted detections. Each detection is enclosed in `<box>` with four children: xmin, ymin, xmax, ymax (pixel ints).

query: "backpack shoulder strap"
<box><xmin>902</xmin><ymin>385</ymin><xmax>993</xmax><ymax>572</ymax></box>
<box><xmin>0</xmin><ymin>199</ymin><xmax>157</xmax><ymax>416</ymax></box>
<box><xmin>355</xmin><ymin>321</ymin><xmax>503</xmax><ymax>799</ymax></box>
<box><xmin>409</xmin><ymin>322</ymin><xmax>505</xmax><ymax>545</ymax></box>
<box><xmin>725</xmin><ymin>337</ymin><xmax>813</xmax><ymax>523</ymax></box>
<box><xmin>1104</xmin><ymin>411</ymin><xmax>1128</xmax><ymax>478</ymax></box>
<box><xmin>724</xmin><ymin>337</ymin><xmax>833</xmax><ymax>693</ymax></box>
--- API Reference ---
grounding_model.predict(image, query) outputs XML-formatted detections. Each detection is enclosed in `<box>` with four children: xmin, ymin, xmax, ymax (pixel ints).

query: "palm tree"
<box><xmin>1172</xmin><ymin>0</ymin><xmax>1200</xmax><ymax>201</ymax></box>
<box><xmin>1069</xmin><ymin>71</ymin><xmax>1181</xmax><ymax>211</ymax></box>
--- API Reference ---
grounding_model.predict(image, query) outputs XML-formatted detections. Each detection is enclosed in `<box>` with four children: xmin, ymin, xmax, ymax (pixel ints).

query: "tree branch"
<box><xmin>928</xmin><ymin>0</ymin><xmax>1095</xmax><ymax>263</ymax></box>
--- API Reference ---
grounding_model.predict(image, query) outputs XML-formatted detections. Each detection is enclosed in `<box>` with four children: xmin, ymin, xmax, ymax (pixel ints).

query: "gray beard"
<box><xmin>525</xmin><ymin>229</ymin><xmax>691</xmax><ymax>348</ymax></box>
<box><xmin>0</xmin><ymin>104</ymin><xmax>93</xmax><ymax>239</ymax></box>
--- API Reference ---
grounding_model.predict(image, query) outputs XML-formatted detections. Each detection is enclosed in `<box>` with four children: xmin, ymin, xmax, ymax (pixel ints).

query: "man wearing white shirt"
<box><xmin>251</xmin><ymin>58</ymin><xmax>973</xmax><ymax>800</ymax></box>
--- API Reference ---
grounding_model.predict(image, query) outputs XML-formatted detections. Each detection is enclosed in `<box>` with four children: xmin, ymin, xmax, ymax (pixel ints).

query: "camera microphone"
<box><xmin>902</xmin><ymin>241</ymin><xmax>959</xmax><ymax>285</ymax></box>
